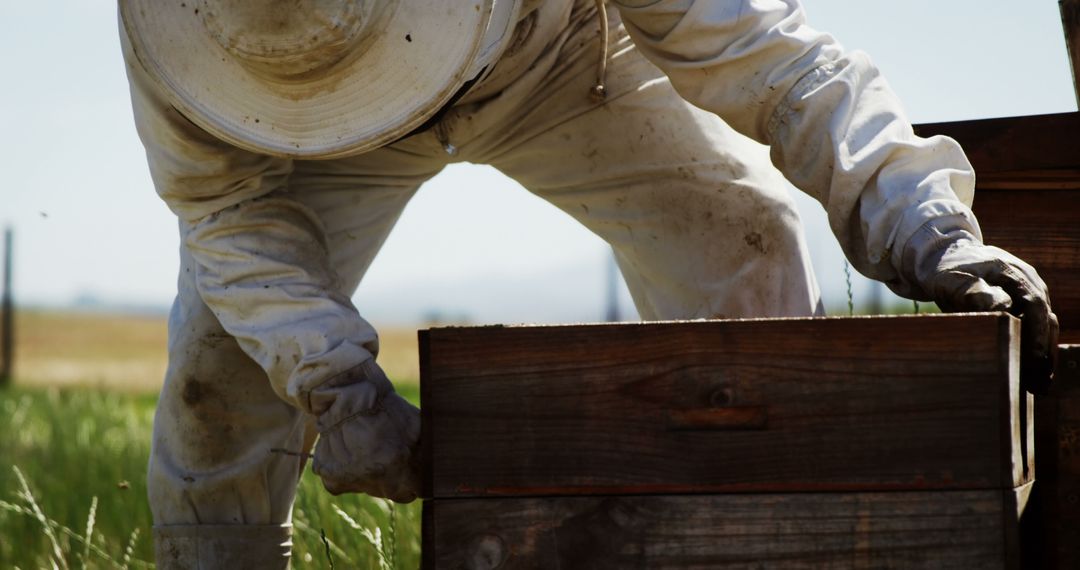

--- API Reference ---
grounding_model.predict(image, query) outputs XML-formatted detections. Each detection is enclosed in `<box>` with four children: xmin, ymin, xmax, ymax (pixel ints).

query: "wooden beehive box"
<box><xmin>420</xmin><ymin>313</ymin><xmax>1033</xmax><ymax>568</ymax></box>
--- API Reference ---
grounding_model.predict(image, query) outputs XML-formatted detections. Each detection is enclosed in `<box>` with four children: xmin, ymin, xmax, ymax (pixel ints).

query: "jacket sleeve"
<box><xmin>123</xmin><ymin>25</ymin><xmax>380</xmax><ymax>413</ymax></box>
<box><xmin>612</xmin><ymin>0</ymin><xmax>980</xmax><ymax>297</ymax></box>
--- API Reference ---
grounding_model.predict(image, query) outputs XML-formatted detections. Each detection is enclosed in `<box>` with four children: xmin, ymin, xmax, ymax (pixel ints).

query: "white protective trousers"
<box><xmin>123</xmin><ymin>0</ymin><xmax>978</xmax><ymax>567</ymax></box>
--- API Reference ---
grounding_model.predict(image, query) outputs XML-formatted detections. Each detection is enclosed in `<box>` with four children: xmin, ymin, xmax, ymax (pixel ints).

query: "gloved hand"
<box><xmin>905</xmin><ymin>224</ymin><xmax>1059</xmax><ymax>394</ymax></box>
<box><xmin>309</xmin><ymin>361</ymin><xmax>421</xmax><ymax>502</ymax></box>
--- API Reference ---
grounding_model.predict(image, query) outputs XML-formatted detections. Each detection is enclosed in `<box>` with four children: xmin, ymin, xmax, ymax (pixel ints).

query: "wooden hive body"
<box><xmin>420</xmin><ymin>313</ymin><xmax>1033</xmax><ymax>568</ymax></box>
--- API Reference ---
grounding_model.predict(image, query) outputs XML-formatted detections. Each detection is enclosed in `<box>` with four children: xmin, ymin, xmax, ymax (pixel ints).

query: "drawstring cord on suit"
<box><xmin>591</xmin><ymin>0</ymin><xmax>609</xmax><ymax>101</ymax></box>
<box><xmin>434</xmin><ymin>121</ymin><xmax>457</xmax><ymax>156</ymax></box>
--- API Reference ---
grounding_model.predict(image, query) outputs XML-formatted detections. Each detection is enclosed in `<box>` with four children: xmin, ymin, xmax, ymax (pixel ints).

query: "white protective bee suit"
<box><xmin>121</xmin><ymin>0</ymin><xmax>1056</xmax><ymax>567</ymax></box>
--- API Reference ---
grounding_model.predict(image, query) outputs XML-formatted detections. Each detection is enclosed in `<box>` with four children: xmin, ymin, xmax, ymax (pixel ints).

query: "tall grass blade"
<box><xmin>320</xmin><ymin>529</ymin><xmax>336</xmax><ymax>570</ymax></box>
<box><xmin>385</xmin><ymin>501</ymin><xmax>397</xmax><ymax>570</ymax></box>
<box><xmin>0</xmin><ymin>498</ymin><xmax>135</xmax><ymax>568</ymax></box>
<box><xmin>294</xmin><ymin>516</ymin><xmax>352</xmax><ymax>564</ymax></box>
<box><xmin>13</xmin><ymin>466</ymin><xmax>69</xmax><ymax>570</ymax></box>
<box><xmin>81</xmin><ymin>496</ymin><xmax>97</xmax><ymax>570</ymax></box>
<box><xmin>119</xmin><ymin>527</ymin><xmax>140</xmax><ymax>570</ymax></box>
<box><xmin>9</xmin><ymin>394</ymin><xmax>31</xmax><ymax>428</ymax></box>
<box><xmin>333</xmin><ymin>504</ymin><xmax>390</xmax><ymax>570</ymax></box>
<box><xmin>330</xmin><ymin>504</ymin><xmax>362</xmax><ymax>531</ymax></box>
<box><xmin>844</xmin><ymin>261</ymin><xmax>854</xmax><ymax>316</ymax></box>
<box><xmin>0</xmin><ymin>498</ymin><xmax>32</xmax><ymax>516</ymax></box>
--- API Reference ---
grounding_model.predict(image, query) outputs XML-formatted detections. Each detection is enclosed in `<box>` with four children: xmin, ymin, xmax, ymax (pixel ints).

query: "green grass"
<box><xmin>0</xmin><ymin>384</ymin><xmax>423</xmax><ymax>569</ymax></box>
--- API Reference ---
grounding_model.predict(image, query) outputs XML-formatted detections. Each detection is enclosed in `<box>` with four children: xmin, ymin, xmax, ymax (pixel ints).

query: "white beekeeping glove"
<box><xmin>308</xmin><ymin>360</ymin><xmax>421</xmax><ymax>502</ymax></box>
<box><xmin>901</xmin><ymin>219</ymin><xmax>1059</xmax><ymax>394</ymax></box>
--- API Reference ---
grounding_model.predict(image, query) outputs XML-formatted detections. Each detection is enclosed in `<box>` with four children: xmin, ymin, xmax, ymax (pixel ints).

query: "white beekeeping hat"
<box><xmin>120</xmin><ymin>0</ymin><xmax>520</xmax><ymax>158</ymax></box>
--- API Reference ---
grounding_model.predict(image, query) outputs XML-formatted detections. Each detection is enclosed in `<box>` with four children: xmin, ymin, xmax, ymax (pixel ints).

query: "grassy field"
<box><xmin>0</xmin><ymin>385</ymin><xmax>423</xmax><ymax>569</ymax></box>
<box><xmin>1</xmin><ymin>310</ymin><xmax>426</xmax><ymax>569</ymax></box>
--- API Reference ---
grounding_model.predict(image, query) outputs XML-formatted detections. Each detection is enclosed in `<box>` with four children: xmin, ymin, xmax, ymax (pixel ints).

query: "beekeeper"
<box><xmin>119</xmin><ymin>0</ymin><xmax>1057</xmax><ymax>567</ymax></box>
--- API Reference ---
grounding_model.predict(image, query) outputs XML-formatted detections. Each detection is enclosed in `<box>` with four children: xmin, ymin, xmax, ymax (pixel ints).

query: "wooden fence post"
<box><xmin>1062</xmin><ymin>0</ymin><xmax>1080</xmax><ymax>104</ymax></box>
<box><xmin>1</xmin><ymin>226</ymin><xmax>12</xmax><ymax>387</ymax></box>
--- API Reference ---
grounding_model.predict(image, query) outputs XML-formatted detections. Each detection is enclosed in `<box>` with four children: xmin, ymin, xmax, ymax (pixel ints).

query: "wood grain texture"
<box><xmin>1025</xmin><ymin>345</ymin><xmax>1080</xmax><ymax>569</ymax></box>
<box><xmin>423</xmin><ymin>487</ymin><xmax>1031</xmax><ymax>569</ymax></box>
<box><xmin>421</xmin><ymin>314</ymin><xmax>1028</xmax><ymax>498</ymax></box>
<box><xmin>914</xmin><ymin>112</ymin><xmax>1080</xmax><ymax>177</ymax></box>
<box><xmin>971</xmin><ymin>189</ymin><xmax>1080</xmax><ymax>343</ymax></box>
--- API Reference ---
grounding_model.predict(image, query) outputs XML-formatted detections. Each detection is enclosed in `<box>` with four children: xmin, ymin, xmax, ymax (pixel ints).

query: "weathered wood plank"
<box><xmin>914</xmin><ymin>112</ymin><xmax>1080</xmax><ymax>175</ymax></box>
<box><xmin>423</xmin><ymin>487</ymin><xmax>1030</xmax><ymax>569</ymax></box>
<box><xmin>968</xmin><ymin>170</ymin><xmax>1080</xmax><ymax>191</ymax></box>
<box><xmin>970</xmin><ymin>189</ymin><xmax>1080</xmax><ymax>344</ymax></box>
<box><xmin>421</xmin><ymin>314</ymin><xmax>1027</xmax><ymax>498</ymax></box>
<box><xmin>1024</xmin><ymin>345</ymin><xmax>1080</xmax><ymax>569</ymax></box>
<box><xmin>1052</xmin><ymin>346</ymin><xmax>1080</xmax><ymax>568</ymax></box>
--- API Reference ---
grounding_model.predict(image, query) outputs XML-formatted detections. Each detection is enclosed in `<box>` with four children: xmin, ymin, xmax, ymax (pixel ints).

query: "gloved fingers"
<box><xmin>312</xmin><ymin>392</ymin><xmax>422</xmax><ymax>502</ymax></box>
<box><xmin>386</xmin><ymin>393</ymin><xmax>422</xmax><ymax>443</ymax></box>
<box><xmin>967</xmin><ymin>254</ymin><xmax>1058</xmax><ymax>394</ymax></box>
<box><xmin>319</xmin><ymin>445</ymin><xmax>419</xmax><ymax>502</ymax></box>
<box><xmin>312</xmin><ymin>420</ymin><xmax>366</xmax><ymax>481</ymax></box>
<box><xmin>373</xmin><ymin>393</ymin><xmax>422</xmax><ymax>501</ymax></box>
<box><xmin>379</xmin><ymin>451</ymin><xmax>422</xmax><ymax>503</ymax></box>
<box><xmin>315</xmin><ymin>427</ymin><xmax>397</xmax><ymax>497</ymax></box>
<box><xmin>921</xmin><ymin>241</ymin><xmax>1057</xmax><ymax>393</ymax></box>
<box><xmin>997</xmin><ymin>276</ymin><xmax>1057</xmax><ymax>394</ymax></box>
<box><xmin>931</xmin><ymin>269</ymin><xmax>1012</xmax><ymax>313</ymax></box>
<box><xmin>1013</xmin><ymin>299</ymin><xmax>1057</xmax><ymax>395</ymax></box>
<box><xmin>976</xmin><ymin>258</ymin><xmax>1056</xmax><ymax>357</ymax></box>
<box><xmin>983</xmin><ymin>246</ymin><xmax>1050</xmax><ymax>295</ymax></box>
<box><xmin>1018</xmin><ymin>310</ymin><xmax>1059</xmax><ymax>395</ymax></box>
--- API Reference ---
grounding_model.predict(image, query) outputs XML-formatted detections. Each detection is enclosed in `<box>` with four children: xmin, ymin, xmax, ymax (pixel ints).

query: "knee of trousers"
<box><xmin>614</xmin><ymin>174</ymin><xmax>820</xmax><ymax>320</ymax></box>
<box><xmin>149</xmin><ymin>296</ymin><xmax>316</xmax><ymax>526</ymax></box>
<box><xmin>154</xmin><ymin>524</ymin><xmax>292</xmax><ymax>570</ymax></box>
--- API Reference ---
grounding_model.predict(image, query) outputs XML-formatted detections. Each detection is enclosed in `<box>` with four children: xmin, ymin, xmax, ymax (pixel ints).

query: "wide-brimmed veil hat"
<box><xmin>120</xmin><ymin>0</ymin><xmax>520</xmax><ymax>158</ymax></box>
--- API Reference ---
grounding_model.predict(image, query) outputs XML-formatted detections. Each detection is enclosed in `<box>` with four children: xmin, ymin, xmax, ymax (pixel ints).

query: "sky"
<box><xmin>0</xmin><ymin>1</ymin><xmax>1076</xmax><ymax>326</ymax></box>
